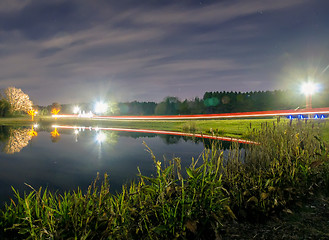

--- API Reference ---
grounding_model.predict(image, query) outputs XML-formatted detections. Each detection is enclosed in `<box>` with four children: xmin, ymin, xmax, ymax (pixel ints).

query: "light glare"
<box><xmin>73</xmin><ymin>106</ymin><xmax>80</xmax><ymax>114</ymax></box>
<box><xmin>301</xmin><ymin>82</ymin><xmax>317</xmax><ymax>95</ymax></box>
<box><xmin>94</xmin><ymin>102</ymin><xmax>108</xmax><ymax>114</ymax></box>
<box><xmin>96</xmin><ymin>132</ymin><xmax>106</xmax><ymax>143</ymax></box>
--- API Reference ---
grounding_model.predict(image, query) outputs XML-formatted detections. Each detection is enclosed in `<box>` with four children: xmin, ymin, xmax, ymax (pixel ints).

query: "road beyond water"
<box><xmin>55</xmin><ymin>107</ymin><xmax>329</xmax><ymax>120</ymax></box>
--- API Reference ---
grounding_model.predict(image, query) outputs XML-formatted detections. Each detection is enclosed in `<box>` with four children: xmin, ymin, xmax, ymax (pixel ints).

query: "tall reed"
<box><xmin>223</xmin><ymin>119</ymin><xmax>329</xmax><ymax>219</ymax></box>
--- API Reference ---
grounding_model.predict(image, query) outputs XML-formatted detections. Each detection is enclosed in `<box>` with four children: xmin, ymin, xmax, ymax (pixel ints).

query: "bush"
<box><xmin>0</xmin><ymin>99</ymin><xmax>11</xmax><ymax>117</ymax></box>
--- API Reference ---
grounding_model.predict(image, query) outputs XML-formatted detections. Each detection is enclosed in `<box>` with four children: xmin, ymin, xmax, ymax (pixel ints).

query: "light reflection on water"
<box><xmin>0</xmin><ymin>125</ymin><xmax>245</xmax><ymax>206</ymax></box>
<box><xmin>0</xmin><ymin>126</ymin><xmax>200</xmax><ymax>205</ymax></box>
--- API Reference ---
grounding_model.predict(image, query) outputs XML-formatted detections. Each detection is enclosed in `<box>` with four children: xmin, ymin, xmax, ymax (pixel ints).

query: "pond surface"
<box><xmin>0</xmin><ymin>125</ymin><xmax>237</xmax><ymax>206</ymax></box>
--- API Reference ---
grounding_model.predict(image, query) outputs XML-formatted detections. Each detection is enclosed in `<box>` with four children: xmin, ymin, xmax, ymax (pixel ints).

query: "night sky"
<box><xmin>1</xmin><ymin>0</ymin><xmax>329</xmax><ymax>105</ymax></box>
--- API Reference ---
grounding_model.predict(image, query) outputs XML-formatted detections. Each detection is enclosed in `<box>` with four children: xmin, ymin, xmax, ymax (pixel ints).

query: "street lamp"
<box><xmin>94</xmin><ymin>101</ymin><xmax>108</xmax><ymax>114</ymax></box>
<box><xmin>301</xmin><ymin>81</ymin><xmax>317</xmax><ymax>110</ymax></box>
<box><xmin>73</xmin><ymin>106</ymin><xmax>80</xmax><ymax>114</ymax></box>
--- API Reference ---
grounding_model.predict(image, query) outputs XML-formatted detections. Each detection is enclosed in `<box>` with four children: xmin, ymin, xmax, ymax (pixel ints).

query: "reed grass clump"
<box><xmin>223</xmin><ymin>119</ymin><xmax>329</xmax><ymax>220</ymax></box>
<box><xmin>0</xmin><ymin>120</ymin><xmax>328</xmax><ymax>239</ymax></box>
<box><xmin>182</xmin><ymin>121</ymin><xmax>198</xmax><ymax>133</ymax></box>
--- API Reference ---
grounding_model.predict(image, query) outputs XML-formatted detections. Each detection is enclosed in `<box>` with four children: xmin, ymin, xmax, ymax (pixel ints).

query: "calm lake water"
<box><xmin>0</xmin><ymin>125</ymin><xmax>239</xmax><ymax>206</ymax></box>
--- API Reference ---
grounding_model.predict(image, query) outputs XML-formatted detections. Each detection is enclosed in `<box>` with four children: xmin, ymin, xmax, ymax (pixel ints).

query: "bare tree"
<box><xmin>4</xmin><ymin>87</ymin><xmax>33</xmax><ymax>113</ymax></box>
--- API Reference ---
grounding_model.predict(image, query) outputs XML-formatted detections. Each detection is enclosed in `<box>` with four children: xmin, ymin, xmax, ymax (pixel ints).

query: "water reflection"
<box><xmin>28</xmin><ymin>125</ymin><xmax>38</xmax><ymax>137</ymax></box>
<box><xmin>50</xmin><ymin>128</ymin><xmax>60</xmax><ymax>142</ymax></box>
<box><xmin>0</xmin><ymin>124</ymin><xmax>252</xmax><ymax>206</ymax></box>
<box><xmin>0</xmin><ymin>125</ymin><xmax>252</xmax><ymax>154</ymax></box>
<box><xmin>3</xmin><ymin>128</ymin><xmax>33</xmax><ymax>154</ymax></box>
<box><xmin>51</xmin><ymin>125</ymin><xmax>255</xmax><ymax>146</ymax></box>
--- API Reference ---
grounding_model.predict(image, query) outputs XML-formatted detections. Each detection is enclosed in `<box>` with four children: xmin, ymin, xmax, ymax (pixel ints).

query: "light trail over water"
<box><xmin>51</xmin><ymin>125</ymin><xmax>258</xmax><ymax>145</ymax></box>
<box><xmin>53</xmin><ymin>107</ymin><xmax>329</xmax><ymax>120</ymax></box>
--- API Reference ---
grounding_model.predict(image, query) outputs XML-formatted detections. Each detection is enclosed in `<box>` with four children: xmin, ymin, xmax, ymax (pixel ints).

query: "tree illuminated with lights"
<box><xmin>4</xmin><ymin>87</ymin><xmax>33</xmax><ymax>113</ymax></box>
<box><xmin>28</xmin><ymin>109</ymin><xmax>37</xmax><ymax>121</ymax></box>
<box><xmin>51</xmin><ymin>108</ymin><xmax>61</xmax><ymax>115</ymax></box>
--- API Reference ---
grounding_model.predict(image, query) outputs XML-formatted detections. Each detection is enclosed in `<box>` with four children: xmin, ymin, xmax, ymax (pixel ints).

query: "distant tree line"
<box><xmin>2</xmin><ymin>87</ymin><xmax>328</xmax><ymax>117</ymax></box>
<box><xmin>50</xmin><ymin>89</ymin><xmax>329</xmax><ymax>116</ymax></box>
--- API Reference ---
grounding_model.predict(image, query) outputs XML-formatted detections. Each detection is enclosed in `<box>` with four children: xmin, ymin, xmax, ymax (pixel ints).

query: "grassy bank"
<box><xmin>0</xmin><ymin>116</ymin><xmax>32</xmax><ymax>126</ymax></box>
<box><xmin>0</xmin><ymin>120</ymin><xmax>328</xmax><ymax>239</ymax></box>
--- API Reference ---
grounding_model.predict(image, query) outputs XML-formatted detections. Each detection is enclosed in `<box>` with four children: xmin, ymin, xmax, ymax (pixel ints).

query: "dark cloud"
<box><xmin>0</xmin><ymin>1</ymin><xmax>78</xmax><ymax>39</ymax></box>
<box><xmin>0</xmin><ymin>0</ymin><xmax>328</xmax><ymax>105</ymax></box>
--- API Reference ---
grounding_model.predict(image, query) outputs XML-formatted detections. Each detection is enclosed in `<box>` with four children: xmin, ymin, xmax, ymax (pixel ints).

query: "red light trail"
<box><xmin>54</xmin><ymin>107</ymin><xmax>329</xmax><ymax>120</ymax></box>
<box><xmin>52</xmin><ymin>125</ymin><xmax>258</xmax><ymax>144</ymax></box>
<box><xmin>51</xmin><ymin>107</ymin><xmax>329</xmax><ymax>145</ymax></box>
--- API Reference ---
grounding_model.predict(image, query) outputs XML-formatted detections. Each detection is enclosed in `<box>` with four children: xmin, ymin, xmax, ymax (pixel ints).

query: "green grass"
<box><xmin>187</xmin><ymin>118</ymin><xmax>277</xmax><ymax>138</ymax></box>
<box><xmin>0</xmin><ymin>120</ymin><xmax>328</xmax><ymax>239</ymax></box>
<box><xmin>320</xmin><ymin>120</ymin><xmax>329</xmax><ymax>143</ymax></box>
<box><xmin>0</xmin><ymin>116</ymin><xmax>33</xmax><ymax>126</ymax></box>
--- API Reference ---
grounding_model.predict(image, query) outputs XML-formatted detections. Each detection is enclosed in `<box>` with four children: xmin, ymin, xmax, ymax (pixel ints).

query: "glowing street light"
<box><xmin>73</xmin><ymin>106</ymin><xmax>80</xmax><ymax>114</ymax></box>
<box><xmin>301</xmin><ymin>81</ymin><xmax>318</xmax><ymax>109</ymax></box>
<box><xmin>94</xmin><ymin>102</ymin><xmax>108</xmax><ymax>114</ymax></box>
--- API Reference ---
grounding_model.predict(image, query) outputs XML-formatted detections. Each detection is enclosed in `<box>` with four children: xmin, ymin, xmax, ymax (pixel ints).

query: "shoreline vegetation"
<box><xmin>0</xmin><ymin>117</ymin><xmax>329</xmax><ymax>239</ymax></box>
<box><xmin>0</xmin><ymin>115</ymin><xmax>329</xmax><ymax>142</ymax></box>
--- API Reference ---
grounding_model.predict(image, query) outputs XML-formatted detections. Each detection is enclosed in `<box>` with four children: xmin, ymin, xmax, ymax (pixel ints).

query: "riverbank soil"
<box><xmin>220</xmin><ymin>195</ymin><xmax>329</xmax><ymax>240</ymax></box>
